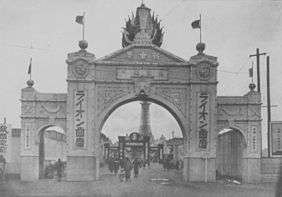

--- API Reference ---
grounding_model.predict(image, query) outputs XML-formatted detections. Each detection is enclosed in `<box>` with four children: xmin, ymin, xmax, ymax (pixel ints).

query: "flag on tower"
<box><xmin>191</xmin><ymin>19</ymin><xmax>201</xmax><ymax>29</ymax></box>
<box><xmin>28</xmin><ymin>58</ymin><xmax>32</xmax><ymax>74</ymax></box>
<box><xmin>75</xmin><ymin>15</ymin><xmax>84</xmax><ymax>25</ymax></box>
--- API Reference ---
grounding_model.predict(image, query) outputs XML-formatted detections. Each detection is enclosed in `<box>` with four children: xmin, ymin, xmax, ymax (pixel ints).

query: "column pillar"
<box><xmin>184</xmin><ymin>42</ymin><xmax>218</xmax><ymax>182</ymax></box>
<box><xmin>65</xmin><ymin>40</ymin><xmax>97</xmax><ymax>181</ymax></box>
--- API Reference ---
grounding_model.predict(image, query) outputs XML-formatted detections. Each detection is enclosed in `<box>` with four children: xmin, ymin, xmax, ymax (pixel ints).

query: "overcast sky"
<box><xmin>0</xmin><ymin>0</ymin><xmax>281</xmax><ymax>147</ymax></box>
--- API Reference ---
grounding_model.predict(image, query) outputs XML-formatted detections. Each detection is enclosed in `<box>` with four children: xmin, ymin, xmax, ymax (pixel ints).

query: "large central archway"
<box><xmin>97</xmin><ymin>93</ymin><xmax>188</xmax><ymax>140</ymax></box>
<box><xmin>97</xmin><ymin>92</ymin><xmax>186</xmax><ymax>179</ymax></box>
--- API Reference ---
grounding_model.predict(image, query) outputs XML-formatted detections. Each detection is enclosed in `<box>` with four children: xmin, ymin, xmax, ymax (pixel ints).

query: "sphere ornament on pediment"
<box><xmin>79</xmin><ymin>40</ymin><xmax>88</xmax><ymax>50</ymax></box>
<box><xmin>249</xmin><ymin>83</ymin><xmax>256</xmax><ymax>91</ymax></box>
<box><xmin>196</xmin><ymin>42</ymin><xmax>206</xmax><ymax>54</ymax></box>
<box><xmin>26</xmin><ymin>79</ymin><xmax>34</xmax><ymax>87</ymax></box>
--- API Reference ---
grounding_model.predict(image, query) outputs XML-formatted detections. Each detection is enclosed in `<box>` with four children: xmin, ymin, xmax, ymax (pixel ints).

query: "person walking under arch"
<box><xmin>124</xmin><ymin>157</ymin><xmax>132</xmax><ymax>182</ymax></box>
<box><xmin>133</xmin><ymin>158</ymin><xmax>140</xmax><ymax>178</ymax></box>
<box><xmin>113</xmin><ymin>157</ymin><xmax>119</xmax><ymax>176</ymax></box>
<box><xmin>56</xmin><ymin>158</ymin><xmax>63</xmax><ymax>182</ymax></box>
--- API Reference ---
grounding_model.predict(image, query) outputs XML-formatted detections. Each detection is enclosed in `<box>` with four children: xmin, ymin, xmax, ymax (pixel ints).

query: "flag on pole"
<box><xmin>249</xmin><ymin>67</ymin><xmax>253</xmax><ymax>77</ymax></box>
<box><xmin>75</xmin><ymin>15</ymin><xmax>84</xmax><ymax>25</ymax></box>
<box><xmin>249</xmin><ymin>61</ymin><xmax>254</xmax><ymax>78</ymax></box>
<box><xmin>191</xmin><ymin>19</ymin><xmax>201</xmax><ymax>29</ymax></box>
<box><xmin>28</xmin><ymin>58</ymin><xmax>32</xmax><ymax>74</ymax></box>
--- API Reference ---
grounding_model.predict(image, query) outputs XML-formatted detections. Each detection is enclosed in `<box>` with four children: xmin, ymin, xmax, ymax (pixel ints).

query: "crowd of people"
<box><xmin>44</xmin><ymin>158</ymin><xmax>65</xmax><ymax>181</ymax></box>
<box><xmin>107</xmin><ymin>157</ymin><xmax>143</xmax><ymax>182</ymax></box>
<box><xmin>161</xmin><ymin>158</ymin><xmax>183</xmax><ymax>170</ymax></box>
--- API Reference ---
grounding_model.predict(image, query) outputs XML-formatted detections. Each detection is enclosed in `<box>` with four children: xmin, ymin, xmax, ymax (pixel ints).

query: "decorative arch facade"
<box><xmin>19</xmin><ymin>7</ymin><xmax>261</xmax><ymax>183</ymax></box>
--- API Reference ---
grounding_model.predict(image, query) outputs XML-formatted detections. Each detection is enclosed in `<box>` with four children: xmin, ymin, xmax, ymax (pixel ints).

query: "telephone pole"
<box><xmin>249</xmin><ymin>48</ymin><xmax>266</xmax><ymax>93</ymax></box>
<box><xmin>266</xmin><ymin>56</ymin><xmax>271</xmax><ymax>157</ymax></box>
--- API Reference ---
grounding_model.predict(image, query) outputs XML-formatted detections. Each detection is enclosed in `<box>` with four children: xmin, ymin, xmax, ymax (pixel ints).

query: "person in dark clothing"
<box><xmin>124</xmin><ymin>157</ymin><xmax>132</xmax><ymax>182</ymax></box>
<box><xmin>56</xmin><ymin>158</ymin><xmax>63</xmax><ymax>182</ymax></box>
<box><xmin>113</xmin><ymin>158</ymin><xmax>120</xmax><ymax>176</ymax></box>
<box><xmin>0</xmin><ymin>155</ymin><xmax>6</xmax><ymax>181</ymax></box>
<box><xmin>133</xmin><ymin>158</ymin><xmax>140</xmax><ymax>178</ymax></box>
<box><xmin>108</xmin><ymin>157</ymin><xmax>114</xmax><ymax>173</ymax></box>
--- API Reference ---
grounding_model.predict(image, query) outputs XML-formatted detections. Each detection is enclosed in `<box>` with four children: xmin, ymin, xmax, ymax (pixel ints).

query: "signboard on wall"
<box><xmin>74</xmin><ymin>90</ymin><xmax>87</xmax><ymax>148</ymax></box>
<box><xmin>197</xmin><ymin>92</ymin><xmax>209</xmax><ymax>149</ymax></box>
<box><xmin>271</xmin><ymin>121</ymin><xmax>282</xmax><ymax>156</ymax></box>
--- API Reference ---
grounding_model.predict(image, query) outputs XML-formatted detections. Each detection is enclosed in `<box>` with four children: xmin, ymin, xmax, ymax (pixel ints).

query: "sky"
<box><xmin>0</xmin><ymin>0</ymin><xmax>281</xmax><ymax>147</ymax></box>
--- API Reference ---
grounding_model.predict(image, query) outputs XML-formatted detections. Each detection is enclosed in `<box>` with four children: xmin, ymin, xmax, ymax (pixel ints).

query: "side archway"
<box><xmin>37</xmin><ymin>125</ymin><xmax>66</xmax><ymax>179</ymax></box>
<box><xmin>216</xmin><ymin>127</ymin><xmax>247</xmax><ymax>181</ymax></box>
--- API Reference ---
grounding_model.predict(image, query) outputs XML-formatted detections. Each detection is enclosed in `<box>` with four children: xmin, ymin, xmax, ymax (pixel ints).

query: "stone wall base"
<box><xmin>242</xmin><ymin>158</ymin><xmax>261</xmax><ymax>183</ymax></box>
<box><xmin>66</xmin><ymin>155</ymin><xmax>96</xmax><ymax>181</ymax></box>
<box><xmin>20</xmin><ymin>156</ymin><xmax>39</xmax><ymax>181</ymax></box>
<box><xmin>261</xmin><ymin>157</ymin><xmax>282</xmax><ymax>182</ymax></box>
<box><xmin>183</xmin><ymin>157</ymin><xmax>216</xmax><ymax>182</ymax></box>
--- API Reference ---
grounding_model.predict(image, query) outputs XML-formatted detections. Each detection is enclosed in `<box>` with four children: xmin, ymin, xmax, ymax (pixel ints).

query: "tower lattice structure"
<box><xmin>139</xmin><ymin>101</ymin><xmax>154</xmax><ymax>144</ymax></box>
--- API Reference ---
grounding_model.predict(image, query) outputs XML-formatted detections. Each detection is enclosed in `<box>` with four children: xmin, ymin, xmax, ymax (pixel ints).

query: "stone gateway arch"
<box><xmin>20</xmin><ymin>3</ymin><xmax>262</xmax><ymax>183</ymax></box>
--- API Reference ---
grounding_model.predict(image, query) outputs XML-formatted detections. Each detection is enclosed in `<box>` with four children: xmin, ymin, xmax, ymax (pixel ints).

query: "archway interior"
<box><xmin>38</xmin><ymin>125</ymin><xmax>66</xmax><ymax>179</ymax></box>
<box><xmin>102</xmin><ymin>101</ymin><xmax>182</xmax><ymax>143</ymax></box>
<box><xmin>100</xmin><ymin>100</ymin><xmax>184</xmax><ymax>171</ymax></box>
<box><xmin>216</xmin><ymin>128</ymin><xmax>247</xmax><ymax>181</ymax></box>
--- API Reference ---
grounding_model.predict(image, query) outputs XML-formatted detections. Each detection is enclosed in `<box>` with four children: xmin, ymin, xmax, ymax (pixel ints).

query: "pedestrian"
<box><xmin>176</xmin><ymin>160</ymin><xmax>180</xmax><ymax>170</ymax></box>
<box><xmin>124</xmin><ymin>157</ymin><xmax>132</xmax><ymax>182</ymax></box>
<box><xmin>113</xmin><ymin>157</ymin><xmax>119</xmax><ymax>176</ymax></box>
<box><xmin>162</xmin><ymin>158</ymin><xmax>167</xmax><ymax>171</ymax></box>
<box><xmin>56</xmin><ymin>158</ymin><xmax>63</xmax><ymax>182</ymax></box>
<box><xmin>108</xmin><ymin>157</ymin><xmax>114</xmax><ymax>173</ymax></box>
<box><xmin>0</xmin><ymin>155</ymin><xmax>6</xmax><ymax>182</ymax></box>
<box><xmin>133</xmin><ymin>158</ymin><xmax>140</xmax><ymax>178</ymax></box>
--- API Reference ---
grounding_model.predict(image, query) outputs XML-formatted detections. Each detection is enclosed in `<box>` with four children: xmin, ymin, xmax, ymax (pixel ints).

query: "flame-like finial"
<box><xmin>121</xmin><ymin>3</ymin><xmax>164</xmax><ymax>47</ymax></box>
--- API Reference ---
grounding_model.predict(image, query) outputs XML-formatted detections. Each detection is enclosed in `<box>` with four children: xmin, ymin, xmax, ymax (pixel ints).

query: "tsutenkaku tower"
<box><xmin>139</xmin><ymin>101</ymin><xmax>154</xmax><ymax>143</ymax></box>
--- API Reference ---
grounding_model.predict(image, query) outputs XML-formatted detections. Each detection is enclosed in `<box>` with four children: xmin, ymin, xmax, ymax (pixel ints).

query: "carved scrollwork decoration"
<box><xmin>41</xmin><ymin>104</ymin><xmax>61</xmax><ymax>114</ymax></box>
<box><xmin>72</xmin><ymin>60</ymin><xmax>90</xmax><ymax>79</ymax></box>
<box><xmin>197</xmin><ymin>62</ymin><xmax>211</xmax><ymax>81</ymax></box>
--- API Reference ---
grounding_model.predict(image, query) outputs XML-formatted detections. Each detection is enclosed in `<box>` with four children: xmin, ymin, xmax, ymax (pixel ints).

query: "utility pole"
<box><xmin>266</xmin><ymin>56</ymin><xmax>271</xmax><ymax>157</ymax></box>
<box><xmin>249</xmin><ymin>48</ymin><xmax>266</xmax><ymax>93</ymax></box>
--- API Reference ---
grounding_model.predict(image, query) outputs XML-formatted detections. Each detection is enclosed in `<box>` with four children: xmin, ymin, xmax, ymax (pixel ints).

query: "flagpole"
<box><xmin>82</xmin><ymin>12</ymin><xmax>85</xmax><ymax>40</ymax></box>
<box><xmin>251</xmin><ymin>61</ymin><xmax>254</xmax><ymax>83</ymax></box>
<box><xmin>29</xmin><ymin>57</ymin><xmax>32</xmax><ymax>80</ymax></box>
<box><xmin>199</xmin><ymin>14</ymin><xmax>202</xmax><ymax>43</ymax></box>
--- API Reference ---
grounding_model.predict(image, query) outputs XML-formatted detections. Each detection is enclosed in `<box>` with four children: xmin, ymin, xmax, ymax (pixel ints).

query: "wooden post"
<box><xmin>266</xmin><ymin>56</ymin><xmax>271</xmax><ymax>157</ymax></box>
<box><xmin>249</xmin><ymin>48</ymin><xmax>266</xmax><ymax>93</ymax></box>
<box><xmin>256</xmin><ymin>48</ymin><xmax>261</xmax><ymax>92</ymax></box>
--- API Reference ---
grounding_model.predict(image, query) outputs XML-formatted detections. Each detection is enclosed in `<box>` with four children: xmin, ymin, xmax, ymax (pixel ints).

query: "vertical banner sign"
<box><xmin>271</xmin><ymin>122</ymin><xmax>282</xmax><ymax>156</ymax></box>
<box><xmin>198</xmin><ymin>92</ymin><xmax>209</xmax><ymax>149</ymax></box>
<box><xmin>248</xmin><ymin>126</ymin><xmax>257</xmax><ymax>152</ymax></box>
<box><xmin>0</xmin><ymin>123</ymin><xmax>8</xmax><ymax>153</ymax></box>
<box><xmin>25</xmin><ymin>126</ymin><xmax>30</xmax><ymax>149</ymax></box>
<box><xmin>75</xmin><ymin>90</ymin><xmax>86</xmax><ymax>148</ymax></box>
<box><xmin>252</xmin><ymin>127</ymin><xmax>257</xmax><ymax>152</ymax></box>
